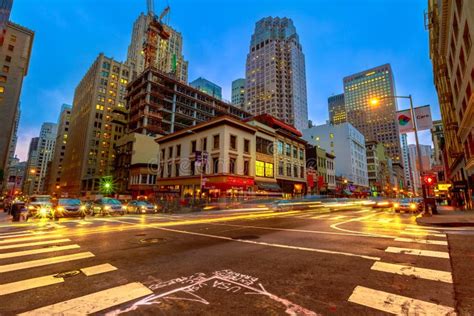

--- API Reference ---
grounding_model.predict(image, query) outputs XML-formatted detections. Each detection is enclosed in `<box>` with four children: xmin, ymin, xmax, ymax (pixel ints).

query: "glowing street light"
<box><xmin>370</xmin><ymin>98</ymin><xmax>379</xmax><ymax>106</ymax></box>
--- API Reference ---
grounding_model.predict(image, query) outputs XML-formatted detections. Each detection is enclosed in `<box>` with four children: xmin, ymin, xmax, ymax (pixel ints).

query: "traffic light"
<box><xmin>423</xmin><ymin>174</ymin><xmax>436</xmax><ymax>186</ymax></box>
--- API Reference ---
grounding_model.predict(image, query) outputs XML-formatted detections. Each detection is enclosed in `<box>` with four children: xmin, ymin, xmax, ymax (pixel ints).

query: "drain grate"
<box><xmin>139</xmin><ymin>237</ymin><xmax>166</xmax><ymax>244</ymax></box>
<box><xmin>232</xmin><ymin>235</ymin><xmax>259</xmax><ymax>240</ymax></box>
<box><xmin>54</xmin><ymin>270</ymin><xmax>81</xmax><ymax>278</ymax></box>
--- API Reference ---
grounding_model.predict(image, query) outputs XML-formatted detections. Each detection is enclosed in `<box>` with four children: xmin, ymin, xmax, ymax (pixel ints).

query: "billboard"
<box><xmin>396</xmin><ymin>105</ymin><xmax>433</xmax><ymax>133</ymax></box>
<box><xmin>396</xmin><ymin>109</ymin><xmax>414</xmax><ymax>133</ymax></box>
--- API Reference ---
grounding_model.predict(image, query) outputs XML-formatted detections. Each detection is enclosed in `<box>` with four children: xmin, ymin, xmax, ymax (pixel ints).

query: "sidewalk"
<box><xmin>416</xmin><ymin>205</ymin><xmax>474</xmax><ymax>227</ymax></box>
<box><xmin>0</xmin><ymin>210</ymin><xmax>12</xmax><ymax>223</ymax></box>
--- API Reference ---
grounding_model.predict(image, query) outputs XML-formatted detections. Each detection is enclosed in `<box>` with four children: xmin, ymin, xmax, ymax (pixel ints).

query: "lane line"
<box><xmin>19</xmin><ymin>282</ymin><xmax>153</xmax><ymax>315</ymax></box>
<box><xmin>0</xmin><ymin>252</ymin><xmax>94</xmax><ymax>273</ymax></box>
<box><xmin>0</xmin><ymin>275</ymin><xmax>64</xmax><ymax>296</ymax></box>
<box><xmin>0</xmin><ymin>244</ymin><xmax>80</xmax><ymax>259</ymax></box>
<box><xmin>0</xmin><ymin>239</ymin><xmax>71</xmax><ymax>250</ymax></box>
<box><xmin>394</xmin><ymin>237</ymin><xmax>448</xmax><ymax>246</ymax></box>
<box><xmin>400</xmin><ymin>231</ymin><xmax>446</xmax><ymax>238</ymax></box>
<box><xmin>385</xmin><ymin>247</ymin><xmax>449</xmax><ymax>259</ymax></box>
<box><xmin>81</xmin><ymin>263</ymin><xmax>117</xmax><ymax>276</ymax></box>
<box><xmin>0</xmin><ymin>234</ymin><xmax>63</xmax><ymax>244</ymax></box>
<box><xmin>371</xmin><ymin>261</ymin><xmax>452</xmax><ymax>283</ymax></box>
<box><xmin>330</xmin><ymin>215</ymin><xmax>347</xmax><ymax>220</ymax></box>
<box><xmin>348</xmin><ymin>286</ymin><xmax>455</xmax><ymax>315</ymax></box>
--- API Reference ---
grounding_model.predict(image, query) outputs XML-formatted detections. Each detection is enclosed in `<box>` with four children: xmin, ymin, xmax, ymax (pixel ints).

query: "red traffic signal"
<box><xmin>423</xmin><ymin>174</ymin><xmax>437</xmax><ymax>186</ymax></box>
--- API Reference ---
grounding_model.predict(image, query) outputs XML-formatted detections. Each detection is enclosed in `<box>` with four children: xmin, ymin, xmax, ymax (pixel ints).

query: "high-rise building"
<box><xmin>36</xmin><ymin>123</ymin><xmax>57</xmax><ymax>193</ymax></box>
<box><xmin>427</xmin><ymin>0</ymin><xmax>473</xmax><ymax>192</ymax></box>
<box><xmin>328</xmin><ymin>93</ymin><xmax>346</xmax><ymax>125</ymax></box>
<box><xmin>62</xmin><ymin>54</ymin><xmax>130</xmax><ymax>196</ymax></box>
<box><xmin>343</xmin><ymin>64</ymin><xmax>402</xmax><ymax>163</ymax></box>
<box><xmin>0</xmin><ymin>0</ymin><xmax>13</xmax><ymax>45</ymax></box>
<box><xmin>244</xmin><ymin>17</ymin><xmax>308</xmax><ymax>131</ymax></box>
<box><xmin>46</xmin><ymin>104</ymin><xmax>71</xmax><ymax>195</ymax></box>
<box><xmin>408</xmin><ymin>144</ymin><xmax>432</xmax><ymax>194</ymax></box>
<box><xmin>400</xmin><ymin>133</ymin><xmax>413</xmax><ymax>192</ymax></box>
<box><xmin>126</xmin><ymin>12</ymin><xmax>188</xmax><ymax>82</ymax></box>
<box><xmin>6</xmin><ymin>103</ymin><xmax>20</xmax><ymax>173</ymax></box>
<box><xmin>190</xmin><ymin>77</ymin><xmax>222</xmax><ymax>100</ymax></box>
<box><xmin>23</xmin><ymin>137</ymin><xmax>39</xmax><ymax>195</ymax></box>
<box><xmin>431</xmin><ymin>120</ymin><xmax>445</xmax><ymax>166</ymax></box>
<box><xmin>5</xmin><ymin>158</ymin><xmax>25</xmax><ymax>196</ymax></box>
<box><xmin>231</xmin><ymin>78</ymin><xmax>245</xmax><ymax>108</ymax></box>
<box><xmin>0</xmin><ymin>21</ymin><xmax>34</xmax><ymax>186</ymax></box>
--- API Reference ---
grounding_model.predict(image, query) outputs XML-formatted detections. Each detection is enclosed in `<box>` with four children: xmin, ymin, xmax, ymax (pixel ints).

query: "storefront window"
<box><xmin>256</xmin><ymin>161</ymin><xmax>265</xmax><ymax>177</ymax></box>
<box><xmin>265</xmin><ymin>163</ymin><xmax>274</xmax><ymax>177</ymax></box>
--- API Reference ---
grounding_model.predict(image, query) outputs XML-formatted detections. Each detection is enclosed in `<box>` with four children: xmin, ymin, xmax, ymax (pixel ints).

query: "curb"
<box><xmin>416</xmin><ymin>218</ymin><xmax>474</xmax><ymax>228</ymax></box>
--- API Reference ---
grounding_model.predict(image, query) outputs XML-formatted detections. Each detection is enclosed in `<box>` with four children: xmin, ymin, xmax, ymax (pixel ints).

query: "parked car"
<box><xmin>26</xmin><ymin>195</ymin><xmax>53</xmax><ymax>220</ymax></box>
<box><xmin>53</xmin><ymin>198</ymin><xmax>87</xmax><ymax>219</ymax></box>
<box><xmin>90</xmin><ymin>198</ymin><xmax>126</xmax><ymax>216</ymax></box>
<box><xmin>126</xmin><ymin>200</ymin><xmax>160</xmax><ymax>214</ymax></box>
<box><xmin>393</xmin><ymin>198</ymin><xmax>423</xmax><ymax>213</ymax></box>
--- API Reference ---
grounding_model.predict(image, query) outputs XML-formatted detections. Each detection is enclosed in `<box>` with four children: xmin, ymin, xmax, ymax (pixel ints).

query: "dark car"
<box><xmin>53</xmin><ymin>198</ymin><xmax>87</xmax><ymax>219</ymax></box>
<box><xmin>370</xmin><ymin>198</ymin><xmax>394</xmax><ymax>208</ymax></box>
<box><xmin>90</xmin><ymin>198</ymin><xmax>126</xmax><ymax>216</ymax></box>
<box><xmin>394</xmin><ymin>198</ymin><xmax>423</xmax><ymax>213</ymax></box>
<box><xmin>126</xmin><ymin>200</ymin><xmax>160</xmax><ymax>214</ymax></box>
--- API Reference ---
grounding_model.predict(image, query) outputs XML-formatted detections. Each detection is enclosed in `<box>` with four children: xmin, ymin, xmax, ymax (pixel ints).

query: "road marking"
<box><xmin>0</xmin><ymin>244</ymin><xmax>80</xmax><ymax>259</ymax></box>
<box><xmin>385</xmin><ymin>247</ymin><xmax>449</xmax><ymax>259</ymax></box>
<box><xmin>330</xmin><ymin>215</ymin><xmax>347</xmax><ymax>220</ymax></box>
<box><xmin>0</xmin><ymin>238</ymin><xmax>71</xmax><ymax>250</ymax></box>
<box><xmin>311</xmin><ymin>214</ymin><xmax>330</xmax><ymax>219</ymax></box>
<box><xmin>19</xmin><ymin>282</ymin><xmax>153</xmax><ymax>315</ymax></box>
<box><xmin>394</xmin><ymin>237</ymin><xmax>448</xmax><ymax>246</ymax></box>
<box><xmin>81</xmin><ymin>263</ymin><xmax>117</xmax><ymax>276</ymax></box>
<box><xmin>0</xmin><ymin>234</ymin><xmax>63</xmax><ymax>244</ymax></box>
<box><xmin>0</xmin><ymin>274</ymin><xmax>64</xmax><ymax>296</ymax></box>
<box><xmin>400</xmin><ymin>231</ymin><xmax>446</xmax><ymax>238</ymax></box>
<box><xmin>0</xmin><ymin>252</ymin><xmax>94</xmax><ymax>273</ymax></box>
<box><xmin>354</xmin><ymin>209</ymin><xmax>371</xmax><ymax>213</ymax></box>
<box><xmin>348</xmin><ymin>286</ymin><xmax>455</xmax><ymax>315</ymax></box>
<box><xmin>377</xmin><ymin>218</ymin><xmax>392</xmax><ymax>223</ymax></box>
<box><xmin>406</xmin><ymin>227</ymin><xmax>441</xmax><ymax>233</ymax></box>
<box><xmin>0</xmin><ymin>232</ymin><xmax>36</xmax><ymax>239</ymax></box>
<box><xmin>0</xmin><ymin>230</ymin><xmax>31</xmax><ymax>236</ymax></box>
<box><xmin>371</xmin><ymin>261</ymin><xmax>452</xmax><ymax>283</ymax></box>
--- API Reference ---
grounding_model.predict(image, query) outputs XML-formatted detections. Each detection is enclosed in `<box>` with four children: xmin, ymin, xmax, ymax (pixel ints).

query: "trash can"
<box><xmin>425</xmin><ymin>198</ymin><xmax>438</xmax><ymax>215</ymax></box>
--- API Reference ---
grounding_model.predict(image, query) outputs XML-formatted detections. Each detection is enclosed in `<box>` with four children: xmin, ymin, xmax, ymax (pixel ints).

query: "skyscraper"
<box><xmin>343</xmin><ymin>64</ymin><xmax>402</xmax><ymax>163</ymax></box>
<box><xmin>245</xmin><ymin>17</ymin><xmax>308</xmax><ymax>131</ymax></box>
<box><xmin>0</xmin><ymin>21</ymin><xmax>34</xmax><ymax>186</ymax></box>
<box><xmin>61</xmin><ymin>54</ymin><xmax>130</xmax><ymax>196</ymax></box>
<box><xmin>126</xmin><ymin>12</ymin><xmax>188</xmax><ymax>82</ymax></box>
<box><xmin>231</xmin><ymin>78</ymin><xmax>245</xmax><ymax>108</ymax></box>
<box><xmin>23</xmin><ymin>137</ymin><xmax>39</xmax><ymax>195</ymax></box>
<box><xmin>328</xmin><ymin>93</ymin><xmax>346</xmax><ymax>125</ymax></box>
<box><xmin>190</xmin><ymin>77</ymin><xmax>222</xmax><ymax>100</ymax></box>
<box><xmin>0</xmin><ymin>0</ymin><xmax>13</xmax><ymax>45</ymax></box>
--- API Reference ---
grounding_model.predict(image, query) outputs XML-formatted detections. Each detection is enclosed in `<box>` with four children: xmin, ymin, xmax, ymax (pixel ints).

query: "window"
<box><xmin>167</xmin><ymin>163</ymin><xmax>172</xmax><ymax>177</ymax></box>
<box><xmin>190</xmin><ymin>161</ymin><xmax>195</xmax><ymax>176</ymax></box>
<box><xmin>7</xmin><ymin>45</ymin><xmax>13</xmax><ymax>52</ymax></box>
<box><xmin>244</xmin><ymin>139</ymin><xmax>250</xmax><ymax>153</ymax></box>
<box><xmin>285</xmin><ymin>143</ymin><xmax>291</xmax><ymax>156</ymax></box>
<box><xmin>4</xmin><ymin>56</ymin><xmax>11</xmax><ymax>62</ymax></box>
<box><xmin>161</xmin><ymin>149</ymin><xmax>165</xmax><ymax>160</ymax></box>
<box><xmin>230</xmin><ymin>135</ymin><xmax>237</xmax><ymax>150</ymax></box>
<box><xmin>9</xmin><ymin>35</ymin><xmax>16</xmax><ymax>42</ymax></box>
<box><xmin>265</xmin><ymin>163</ymin><xmax>274</xmax><ymax>177</ymax></box>
<box><xmin>2</xmin><ymin>65</ymin><xmax>9</xmax><ymax>73</ymax></box>
<box><xmin>168</xmin><ymin>146</ymin><xmax>173</xmax><ymax>158</ymax></box>
<box><xmin>191</xmin><ymin>140</ymin><xmax>196</xmax><ymax>153</ymax></box>
<box><xmin>294</xmin><ymin>165</ymin><xmax>298</xmax><ymax>178</ymax></box>
<box><xmin>202</xmin><ymin>138</ymin><xmax>207</xmax><ymax>151</ymax></box>
<box><xmin>229</xmin><ymin>158</ymin><xmax>236</xmax><ymax>174</ymax></box>
<box><xmin>286</xmin><ymin>163</ymin><xmax>292</xmax><ymax>176</ymax></box>
<box><xmin>278</xmin><ymin>161</ymin><xmax>284</xmax><ymax>176</ymax></box>
<box><xmin>300</xmin><ymin>166</ymin><xmax>305</xmax><ymax>178</ymax></box>
<box><xmin>256</xmin><ymin>137</ymin><xmax>273</xmax><ymax>155</ymax></box>
<box><xmin>176</xmin><ymin>144</ymin><xmax>181</xmax><ymax>157</ymax></box>
<box><xmin>175</xmin><ymin>163</ymin><xmax>180</xmax><ymax>177</ymax></box>
<box><xmin>277</xmin><ymin>141</ymin><xmax>283</xmax><ymax>155</ymax></box>
<box><xmin>0</xmin><ymin>86</ymin><xmax>4</xmax><ymax>93</ymax></box>
<box><xmin>213</xmin><ymin>158</ymin><xmax>219</xmax><ymax>174</ymax></box>
<box><xmin>256</xmin><ymin>161</ymin><xmax>265</xmax><ymax>177</ymax></box>
<box><xmin>213</xmin><ymin>134</ymin><xmax>220</xmax><ymax>149</ymax></box>
<box><xmin>463</xmin><ymin>23</ymin><xmax>471</xmax><ymax>55</ymax></box>
<box><xmin>244</xmin><ymin>161</ymin><xmax>249</xmax><ymax>176</ymax></box>
<box><xmin>299</xmin><ymin>148</ymin><xmax>304</xmax><ymax>160</ymax></box>
<box><xmin>0</xmin><ymin>76</ymin><xmax>5</xmax><ymax>82</ymax></box>
<box><xmin>101</xmin><ymin>71</ymin><xmax>109</xmax><ymax>77</ymax></box>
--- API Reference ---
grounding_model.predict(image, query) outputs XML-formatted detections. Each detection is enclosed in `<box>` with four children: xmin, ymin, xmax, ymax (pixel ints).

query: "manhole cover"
<box><xmin>54</xmin><ymin>270</ymin><xmax>81</xmax><ymax>278</ymax></box>
<box><xmin>232</xmin><ymin>235</ymin><xmax>259</xmax><ymax>240</ymax></box>
<box><xmin>139</xmin><ymin>238</ymin><xmax>166</xmax><ymax>244</ymax></box>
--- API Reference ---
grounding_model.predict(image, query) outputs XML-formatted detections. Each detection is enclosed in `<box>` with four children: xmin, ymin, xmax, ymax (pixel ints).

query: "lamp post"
<box><xmin>370</xmin><ymin>95</ymin><xmax>428</xmax><ymax>215</ymax></box>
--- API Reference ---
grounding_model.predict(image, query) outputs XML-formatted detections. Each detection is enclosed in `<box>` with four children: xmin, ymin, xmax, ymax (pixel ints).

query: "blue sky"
<box><xmin>12</xmin><ymin>0</ymin><xmax>437</xmax><ymax>160</ymax></box>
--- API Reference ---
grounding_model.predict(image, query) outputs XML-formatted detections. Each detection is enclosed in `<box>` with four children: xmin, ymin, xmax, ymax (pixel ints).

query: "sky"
<box><xmin>11</xmin><ymin>0</ymin><xmax>438</xmax><ymax>161</ymax></box>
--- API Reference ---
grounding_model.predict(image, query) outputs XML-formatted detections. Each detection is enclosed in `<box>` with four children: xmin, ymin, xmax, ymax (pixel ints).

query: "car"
<box><xmin>393</xmin><ymin>198</ymin><xmax>423</xmax><ymax>213</ymax></box>
<box><xmin>53</xmin><ymin>198</ymin><xmax>87</xmax><ymax>219</ymax></box>
<box><xmin>370</xmin><ymin>198</ymin><xmax>393</xmax><ymax>208</ymax></box>
<box><xmin>126</xmin><ymin>200</ymin><xmax>160</xmax><ymax>214</ymax></box>
<box><xmin>90</xmin><ymin>198</ymin><xmax>126</xmax><ymax>216</ymax></box>
<box><xmin>26</xmin><ymin>195</ymin><xmax>53</xmax><ymax>220</ymax></box>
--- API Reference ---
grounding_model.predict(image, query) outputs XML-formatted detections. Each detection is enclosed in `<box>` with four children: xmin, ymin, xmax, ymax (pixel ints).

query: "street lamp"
<box><xmin>369</xmin><ymin>95</ymin><xmax>428</xmax><ymax>215</ymax></box>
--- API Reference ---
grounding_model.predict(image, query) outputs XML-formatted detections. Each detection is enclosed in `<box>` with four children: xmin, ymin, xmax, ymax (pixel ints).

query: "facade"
<box><xmin>5</xmin><ymin>158</ymin><xmax>25</xmax><ymax>195</ymax></box>
<box><xmin>5</xmin><ymin>103</ymin><xmax>19</xmax><ymax>176</ymax></box>
<box><xmin>126</xmin><ymin>67</ymin><xmax>250</xmax><ymax>136</ymax></box>
<box><xmin>61</xmin><ymin>54</ymin><xmax>130</xmax><ymax>196</ymax></box>
<box><xmin>302</xmin><ymin>123</ymin><xmax>369</xmax><ymax>189</ymax></box>
<box><xmin>231</xmin><ymin>78</ymin><xmax>245</xmax><ymax>108</ymax></box>
<box><xmin>0</xmin><ymin>22</ymin><xmax>33</xmax><ymax>186</ymax></box>
<box><xmin>408</xmin><ymin>144</ymin><xmax>433</xmax><ymax>194</ymax></box>
<box><xmin>306</xmin><ymin>145</ymin><xmax>336</xmax><ymax>194</ymax></box>
<box><xmin>431</xmin><ymin>119</ymin><xmax>447</xmax><ymax>183</ymax></box>
<box><xmin>343</xmin><ymin>64</ymin><xmax>402</xmax><ymax>164</ymax></box>
<box><xmin>126</xmin><ymin>13</ymin><xmax>188</xmax><ymax>82</ymax></box>
<box><xmin>366</xmin><ymin>141</ymin><xmax>392</xmax><ymax>196</ymax></box>
<box><xmin>35</xmin><ymin>123</ymin><xmax>57</xmax><ymax>193</ymax></box>
<box><xmin>427</xmin><ymin>0</ymin><xmax>473</xmax><ymax>195</ymax></box>
<box><xmin>244</xmin><ymin>17</ymin><xmax>308</xmax><ymax>131</ymax></box>
<box><xmin>23</xmin><ymin>137</ymin><xmax>38</xmax><ymax>195</ymax></box>
<box><xmin>190</xmin><ymin>77</ymin><xmax>222</xmax><ymax>100</ymax></box>
<box><xmin>328</xmin><ymin>93</ymin><xmax>346</xmax><ymax>125</ymax></box>
<box><xmin>0</xmin><ymin>0</ymin><xmax>12</xmax><ymax>44</ymax></box>
<box><xmin>115</xmin><ymin>133</ymin><xmax>159</xmax><ymax>198</ymax></box>
<box><xmin>46</xmin><ymin>104</ymin><xmax>71</xmax><ymax>195</ymax></box>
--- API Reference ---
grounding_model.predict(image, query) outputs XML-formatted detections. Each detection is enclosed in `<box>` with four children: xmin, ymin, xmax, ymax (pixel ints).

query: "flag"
<box><xmin>414</xmin><ymin>105</ymin><xmax>433</xmax><ymax>131</ymax></box>
<box><xmin>396</xmin><ymin>109</ymin><xmax>414</xmax><ymax>133</ymax></box>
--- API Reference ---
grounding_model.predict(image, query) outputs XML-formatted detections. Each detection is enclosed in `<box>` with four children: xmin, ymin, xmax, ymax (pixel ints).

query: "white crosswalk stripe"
<box><xmin>0</xmin><ymin>238</ymin><xmax>71</xmax><ymax>250</ymax></box>
<box><xmin>394</xmin><ymin>237</ymin><xmax>448</xmax><ymax>245</ymax></box>
<box><xmin>19</xmin><ymin>282</ymin><xmax>153</xmax><ymax>315</ymax></box>
<box><xmin>0</xmin><ymin>252</ymin><xmax>94</xmax><ymax>273</ymax></box>
<box><xmin>385</xmin><ymin>246</ymin><xmax>450</xmax><ymax>259</ymax></box>
<box><xmin>371</xmin><ymin>261</ymin><xmax>452</xmax><ymax>283</ymax></box>
<box><xmin>400</xmin><ymin>231</ymin><xmax>446</xmax><ymax>238</ymax></box>
<box><xmin>0</xmin><ymin>234</ymin><xmax>63</xmax><ymax>244</ymax></box>
<box><xmin>81</xmin><ymin>263</ymin><xmax>117</xmax><ymax>276</ymax></box>
<box><xmin>348</xmin><ymin>286</ymin><xmax>455</xmax><ymax>315</ymax></box>
<box><xmin>0</xmin><ymin>244</ymin><xmax>80</xmax><ymax>259</ymax></box>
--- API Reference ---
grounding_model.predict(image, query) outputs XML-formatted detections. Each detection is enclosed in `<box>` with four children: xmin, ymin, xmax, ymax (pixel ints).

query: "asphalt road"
<box><xmin>0</xmin><ymin>206</ymin><xmax>472</xmax><ymax>315</ymax></box>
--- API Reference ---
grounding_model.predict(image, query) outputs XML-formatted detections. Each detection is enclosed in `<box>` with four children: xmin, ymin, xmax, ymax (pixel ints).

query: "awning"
<box><xmin>256</xmin><ymin>181</ymin><xmax>282</xmax><ymax>192</ymax></box>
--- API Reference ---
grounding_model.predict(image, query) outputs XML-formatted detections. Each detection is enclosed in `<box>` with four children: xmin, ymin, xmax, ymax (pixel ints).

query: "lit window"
<box><xmin>265</xmin><ymin>163</ymin><xmax>274</xmax><ymax>177</ymax></box>
<box><xmin>0</xmin><ymin>86</ymin><xmax>4</xmax><ymax>93</ymax></box>
<box><xmin>256</xmin><ymin>161</ymin><xmax>265</xmax><ymax>177</ymax></box>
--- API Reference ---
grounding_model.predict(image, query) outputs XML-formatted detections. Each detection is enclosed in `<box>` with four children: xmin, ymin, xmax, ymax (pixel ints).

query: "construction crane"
<box><xmin>143</xmin><ymin>0</ymin><xmax>171</xmax><ymax>68</ymax></box>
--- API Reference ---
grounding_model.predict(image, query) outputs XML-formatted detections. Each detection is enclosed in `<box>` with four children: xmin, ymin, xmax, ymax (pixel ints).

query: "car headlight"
<box><xmin>80</xmin><ymin>206</ymin><xmax>86</xmax><ymax>211</ymax></box>
<box><xmin>39</xmin><ymin>208</ymin><xmax>48</xmax><ymax>216</ymax></box>
<box><xmin>154</xmin><ymin>205</ymin><xmax>158</xmax><ymax>210</ymax></box>
<box><xmin>104</xmin><ymin>206</ymin><xmax>111</xmax><ymax>210</ymax></box>
<box><xmin>57</xmin><ymin>207</ymin><xmax>64</xmax><ymax>212</ymax></box>
<box><xmin>393</xmin><ymin>203</ymin><xmax>399</xmax><ymax>208</ymax></box>
<box><xmin>141</xmin><ymin>206</ymin><xmax>146</xmax><ymax>209</ymax></box>
<box><xmin>410</xmin><ymin>203</ymin><xmax>417</xmax><ymax>210</ymax></box>
<box><xmin>28</xmin><ymin>205</ymin><xmax>35</xmax><ymax>210</ymax></box>
<box><xmin>122</xmin><ymin>205</ymin><xmax>127</xmax><ymax>210</ymax></box>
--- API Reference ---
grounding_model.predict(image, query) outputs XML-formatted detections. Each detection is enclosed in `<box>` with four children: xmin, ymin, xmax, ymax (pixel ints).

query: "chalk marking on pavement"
<box><xmin>348</xmin><ymin>286</ymin><xmax>455</xmax><ymax>315</ymax></box>
<box><xmin>19</xmin><ymin>282</ymin><xmax>153</xmax><ymax>315</ymax></box>
<box><xmin>371</xmin><ymin>261</ymin><xmax>452</xmax><ymax>283</ymax></box>
<box><xmin>0</xmin><ymin>234</ymin><xmax>63</xmax><ymax>244</ymax></box>
<box><xmin>0</xmin><ymin>238</ymin><xmax>71</xmax><ymax>250</ymax></box>
<box><xmin>0</xmin><ymin>274</ymin><xmax>64</xmax><ymax>296</ymax></box>
<box><xmin>394</xmin><ymin>237</ymin><xmax>448</xmax><ymax>246</ymax></box>
<box><xmin>0</xmin><ymin>244</ymin><xmax>80</xmax><ymax>259</ymax></box>
<box><xmin>400</xmin><ymin>231</ymin><xmax>446</xmax><ymax>238</ymax></box>
<box><xmin>0</xmin><ymin>252</ymin><xmax>94</xmax><ymax>273</ymax></box>
<box><xmin>81</xmin><ymin>263</ymin><xmax>117</xmax><ymax>276</ymax></box>
<box><xmin>385</xmin><ymin>247</ymin><xmax>450</xmax><ymax>259</ymax></box>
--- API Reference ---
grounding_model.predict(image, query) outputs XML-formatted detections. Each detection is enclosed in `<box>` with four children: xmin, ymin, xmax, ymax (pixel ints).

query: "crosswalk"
<box><xmin>347</xmin><ymin>226</ymin><xmax>456</xmax><ymax>314</ymax></box>
<box><xmin>0</xmin><ymin>227</ymin><xmax>152</xmax><ymax>315</ymax></box>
